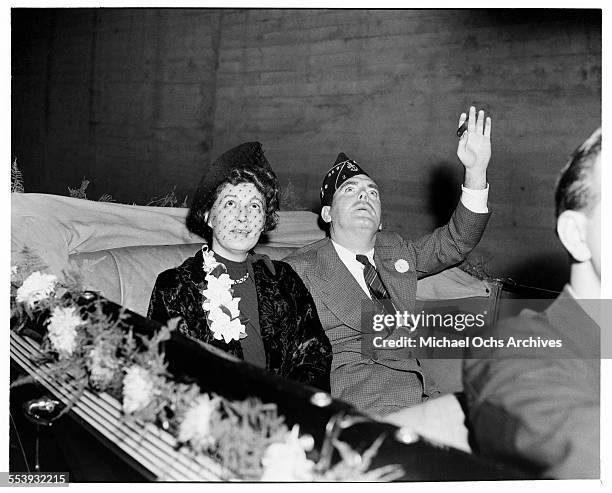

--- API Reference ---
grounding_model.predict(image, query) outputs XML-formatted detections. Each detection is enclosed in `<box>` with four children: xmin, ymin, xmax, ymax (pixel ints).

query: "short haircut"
<box><xmin>186</xmin><ymin>166</ymin><xmax>279</xmax><ymax>243</ymax></box>
<box><xmin>555</xmin><ymin>127</ymin><xmax>601</xmax><ymax>218</ymax></box>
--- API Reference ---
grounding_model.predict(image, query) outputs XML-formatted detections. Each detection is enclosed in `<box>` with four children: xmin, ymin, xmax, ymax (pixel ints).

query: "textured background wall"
<box><xmin>12</xmin><ymin>8</ymin><xmax>601</xmax><ymax>289</ymax></box>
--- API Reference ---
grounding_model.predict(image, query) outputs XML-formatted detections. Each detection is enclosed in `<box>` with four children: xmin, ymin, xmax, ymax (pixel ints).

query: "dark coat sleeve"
<box><xmin>410</xmin><ymin>201</ymin><xmax>490</xmax><ymax>277</ymax></box>
<box><xmin>261</xmin><ymin>261</ymin><xmax>332</xmax><ymax>391</ymax></box>
<box><xmin>147</xmin><ymin>269</ymin><xmax>189</xmax><ymax>329</ymax></box>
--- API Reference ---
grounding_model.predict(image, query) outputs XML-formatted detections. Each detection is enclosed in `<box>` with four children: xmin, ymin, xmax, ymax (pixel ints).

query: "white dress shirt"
<box><xmin>460</xmin><ymin>184</ymin><xmax>489</xmax><ymax>213</ymax></box>
<box><xmin>331</xmin><ymin>240</ymin><xmax>376</xmax><ymax>299</ymax></box>
<box><xmin>331</xmin><ymin>185</ymin><xmax>490</xmax><ymax>296</ymax></box>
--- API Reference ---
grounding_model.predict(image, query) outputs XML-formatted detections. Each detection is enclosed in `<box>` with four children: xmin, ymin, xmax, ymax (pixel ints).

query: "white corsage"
<box><xmin>200</xmin><ymin>245</ymin><xmax>247</xmax><ymax>344</ymax></box>
<box><xmin>201</xmin><ymin>247</ymin><xmax>223</xmax><ymax>274</ymax></box>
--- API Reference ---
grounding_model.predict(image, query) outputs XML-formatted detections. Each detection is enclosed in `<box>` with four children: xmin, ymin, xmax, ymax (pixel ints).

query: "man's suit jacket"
<box><xmin>286</xmin><ymin>201</ymin><xmax>490</xmax><ymax>416</ymax></box>
<box><xmin>463</xmin><ymin>287</ymin><xmax>600</xmax><ymax>479</ymax></box>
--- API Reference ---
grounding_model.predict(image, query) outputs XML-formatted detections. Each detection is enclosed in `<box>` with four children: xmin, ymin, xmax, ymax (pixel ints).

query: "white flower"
<box><xmin>46</xmin><ymin>306</ymin><xmax>82</xmax><ymax>357</ymax></box>
<box><xmin>200</xmin><ymin>252</ymin><xmax>247</xmax><ymax>344</ymax></box>
<box><xmin>209</xmin><ymin>312</ymin><xmax>247</xmax><ymax>344</ymax></box>
<box><xmin>201</xmin><ymin>248</ymin><xmax>222</xmax><ymax>274</ymax></box>
<box><xmin>201</xmin><ymin>279</ymin><xmax>235</xmax><ymax>312</ymax></box>
<box><xmin>223</xmin><ymin>297</ymin><xmax>241</xmax><ymax>319</ymax></box>
<box><xmin>16</xmin><ymin>271</ymin><xmax>58</xmax><ymax>307</ymax></box>
<box><xmin>207</xmin><ymin>306</ymin><xmax>228</xmax><ymax>324</ymax></box>
<box><xmin>122</xmin><ymin>365</ymin><xmax>155</xmax><ymax>414</ymax></box>
<box><xmin>202</xmin><ymin>273</ymin><xmax>234</xmax><ymax>301</ymax></box>
<box><xmin>178</xmin><ymin>394</ymin><xmax>219</xmax><ymax>449</ymax></box>
<box><xmin>261</xmin><ymin>425</ymin><xmax>315</xmax><ymax>481</ymax></box>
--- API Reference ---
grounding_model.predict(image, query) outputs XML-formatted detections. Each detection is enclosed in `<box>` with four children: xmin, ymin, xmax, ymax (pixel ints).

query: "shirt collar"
<box><xmin>565</xmin><ymin>283</ymin><xmax>602</xmax><ymax>327</ymax></box>
<box><xmin>331</xmin><ymin>239</ymin><xmax>375</xmax><ymax>266</ymax></box>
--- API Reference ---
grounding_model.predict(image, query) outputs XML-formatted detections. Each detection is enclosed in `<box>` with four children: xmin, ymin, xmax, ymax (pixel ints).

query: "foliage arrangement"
<box><xmin>10</xmin><ymin>250</ymin><xmax>403</xmax><ymax>481</ymax></box>
<box><xmin>68</xmin><ymin>178</ymin><xmax>115</xmax><ymax>202</ymax></box>
<box><xmin>145</xmin><ymin>185</ymin><xmax>189</xmax><ymax>207</ymax></box>
<box><xmin>11</xmin><ymin>159</ymin><xmax>312</xmax><ymax>210</ymax></box>
<box><xmin>11</xmin><ymin>158</ymin><xmax>24</xmax><ymax>193</ymax></box>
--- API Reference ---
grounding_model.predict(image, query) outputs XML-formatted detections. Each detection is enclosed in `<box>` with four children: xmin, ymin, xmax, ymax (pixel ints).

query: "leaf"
<box><xmin>164</xmin><ymin>317</ymin><xmax>181</xmax><ymax>333</ymax></box>
<box><xmin>147</xmin><ymin>186</ymin><xmax>180</xmax><ymax>207</ymax></box>
<box><xmin>353</xmin><ymin>464</ymin><xmax>405</xmax><ymax>482</ymax></box>
<box><xmin>332</xmin><ymin>439</ymin><xmax>362</xmax><ymax>467</ymax></box>
<box><xmin>360</xmin><ymin>434</ymin><xmax>386</xmax><ymax>467</ymax></box>
<box><xmin>10</xmin><ymin>374</ymin><xmax>37</xmax><ymax>388</ymax></box>
<box><xmin>11</xmin><ymin>158</ymin><xmax>24</xmax><ymax>193</ymax></box>
<box><xmin>68</xmin><ymin>179</ymin><xmax>89</xmax><ymax>199</ymax></box>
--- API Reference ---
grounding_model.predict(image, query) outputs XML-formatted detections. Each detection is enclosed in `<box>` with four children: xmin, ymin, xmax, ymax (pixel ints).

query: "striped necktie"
<box><xmin>356</xmin><ymin>255</ymin><xmax>396</xmax><ymax>346</ymax></box>
<box><xmin>356</xmin><ymin>254</ymin><xmax>391</xmax><ymax>303</ymax></box>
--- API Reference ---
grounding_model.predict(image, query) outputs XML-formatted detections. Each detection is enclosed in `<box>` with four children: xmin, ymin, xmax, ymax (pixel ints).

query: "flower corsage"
<box><xmin>200</xmin><ymin>245</ymin><xmax>247</xmax><ymax>344</ymax></box>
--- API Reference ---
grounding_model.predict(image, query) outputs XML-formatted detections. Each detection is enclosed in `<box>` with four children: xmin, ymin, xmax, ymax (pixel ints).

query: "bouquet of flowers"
<box><xmin>10</xmin><ymin>248</ymin><xmax>403</xmax><ymax>481</ymax></box>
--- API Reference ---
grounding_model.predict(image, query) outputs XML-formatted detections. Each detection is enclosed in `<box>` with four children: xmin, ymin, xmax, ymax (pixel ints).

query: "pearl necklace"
<box><xmin>231</xmin><ymin>272</ymin><xmax>250</xmax><ymax>285</ymax></box>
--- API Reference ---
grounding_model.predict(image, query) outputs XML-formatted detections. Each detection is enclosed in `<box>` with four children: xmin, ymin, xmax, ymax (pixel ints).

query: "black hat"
<box><xmin>195</xmin><ymin>142</ymin><xmax>274</xmax><ymax>201</ymax></box>
<box><xmin>186</xmin><ymin>141</ymin><xmax>278</xmax><ymax>238</ymax></box>
<box><xmin>320</xmin><ymin>153</ymin><xmax>369</xmax><ymax>206</ymax></box>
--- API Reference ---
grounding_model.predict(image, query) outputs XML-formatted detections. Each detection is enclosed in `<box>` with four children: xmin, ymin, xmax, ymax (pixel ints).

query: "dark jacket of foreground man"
<box><xmin>148</xmin><ymin>249</ymin><xmax>332</xmax><ymax>392</ymax></box>
<box><xmin>463</xmin><ymin>287</ymin><xmax>600</xmax><ymax>479</ymax></box>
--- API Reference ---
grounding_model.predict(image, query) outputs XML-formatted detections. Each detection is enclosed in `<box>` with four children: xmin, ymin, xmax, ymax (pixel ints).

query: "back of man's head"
<box><xmin>554</xmin><ymin>128</ymin><xmax>601</xmax><ymax>296</ymax></box>
<box><xmin>555</xmin><ymin>127</ymin><xmax>601</xmax><ymax>218</ymax></box>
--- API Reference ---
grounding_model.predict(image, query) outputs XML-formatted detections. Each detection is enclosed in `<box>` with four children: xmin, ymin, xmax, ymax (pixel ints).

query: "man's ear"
<box><xmin>557</xmin><ymin>210</ymin><xmax>592</xmax><ymax>263</ymax></box>
<box><xmin>321</xmin><ymin>206</ymin><xmax>332</xmax><ymax>224</ymax></box>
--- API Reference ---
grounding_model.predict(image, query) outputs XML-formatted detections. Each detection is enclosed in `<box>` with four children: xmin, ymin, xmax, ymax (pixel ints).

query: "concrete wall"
<box><xmin>12</xmin><ymin>8</ymin><xmax>601</xmax><ymax>289</ymax></box>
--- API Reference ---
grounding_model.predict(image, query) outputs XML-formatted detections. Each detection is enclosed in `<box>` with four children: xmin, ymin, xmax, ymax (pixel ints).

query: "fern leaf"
<box><xmin>11</xmin><ymin>158</ymin><xmax>24</xmax><ymax>193</ymax></box>
<box><xmin>68</xmin><ymin>179</ymin><xmax>89</xmax><ymax>199</ymax></box>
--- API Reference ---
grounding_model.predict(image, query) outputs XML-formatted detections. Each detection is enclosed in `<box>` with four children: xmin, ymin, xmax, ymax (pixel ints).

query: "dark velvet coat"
<box><xmin>147</xmin><ymin>250</ymin><xmax>332</xmax><ymax>391</ymax></box>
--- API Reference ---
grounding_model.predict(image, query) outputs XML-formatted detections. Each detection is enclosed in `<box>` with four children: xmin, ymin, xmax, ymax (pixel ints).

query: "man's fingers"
<box><xmin>484</xmin><ymin>116</ymin><xmax>492</xmax><ymax>138</ymax></box>
<box><xmin>457</xmin><ymin>112</ymin><xmax>468</xmax><ymax>137</ymax></box>
<box><xmin>459</xmin><ymin>106</ymin><xmax>491</xmax><ymax>138</ymax></box>
<box><xmin>468</xmin><ymin>106</ymin><xmax>476</xmax><ymax>133</ymax></box>
<box><xmin>457</xmin><ymin>112</ymin><xmax>467</xmax><ymax>127</ymax></box>
<box><xmin>476</xmin><ymin>109</ymin><xmax>485</xmax><ymax>134</ymax></box>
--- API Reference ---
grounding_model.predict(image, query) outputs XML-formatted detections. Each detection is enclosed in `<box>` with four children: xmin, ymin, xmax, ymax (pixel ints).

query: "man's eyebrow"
<box><xmin>339</xmin><ymin>179</ymin><xmax>378</xmax><ymax>190</ymax></box>
<box><xmin>339</xmin><ymin>179</ymin><xmax>362</xmax><ymax>189</ymax></box>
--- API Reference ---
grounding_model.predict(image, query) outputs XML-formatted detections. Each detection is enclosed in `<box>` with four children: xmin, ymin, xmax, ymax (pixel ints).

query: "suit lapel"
<box><xmin>309</xmin><ymin>239</ymin><xmax>366</xmax><ymax>331</ymax></box>
<box><xmin>374</xmin><ymin>238</ymin><xmax>414</xmax><ymax>313</ymax></box>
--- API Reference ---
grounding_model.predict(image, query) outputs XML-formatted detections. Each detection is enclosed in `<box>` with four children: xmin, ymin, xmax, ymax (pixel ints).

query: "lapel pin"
<box><xmin>394</xmin><ymin>259</ymin><xmax>409</xmax><ymax>273</ymax></box>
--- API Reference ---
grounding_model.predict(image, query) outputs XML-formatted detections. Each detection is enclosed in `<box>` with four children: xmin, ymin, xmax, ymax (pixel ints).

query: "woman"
<box><xmin>148</xmin><ymin>142</ymin><xmax>332</xmax><ymax>391</ymax></box>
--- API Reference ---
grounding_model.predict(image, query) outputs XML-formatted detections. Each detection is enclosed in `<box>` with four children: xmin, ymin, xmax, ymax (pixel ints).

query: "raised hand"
<box><xmin>457</xmin><ymin>106</ymin><xmax>491</xmax><ymax>190</ymax></box>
